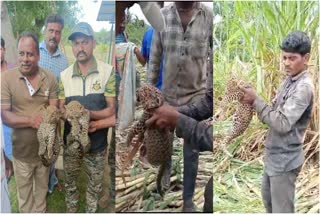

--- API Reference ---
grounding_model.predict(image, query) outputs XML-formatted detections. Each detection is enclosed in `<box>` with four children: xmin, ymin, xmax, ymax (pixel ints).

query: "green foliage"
<box><xmin>125</xmin><ymin>13</ymin><xmax>147</xmax><ymax>46</ymax></box>
<box><xmin>6</xmin><ymin>1</ymin><xmax>82</xmax><ymax>39</ymax></box>
<box><xmin>213</xmin><ymin>159</ymin><xmax>264</xmax><ymax>213</ymax></box>
<box><xmin>214</xmin><ymin>1</ymin><xmax>319</xmax><ymax>102</ymax></box>
<box><xmin>94</xmin><ymin>28</ymin><xmax>113</xmax><ymax>45</ymax></box>
<box><xmin>142</xmin><ymin>196</ymin><xmax>155</xmax><ymax>211</ymax></box>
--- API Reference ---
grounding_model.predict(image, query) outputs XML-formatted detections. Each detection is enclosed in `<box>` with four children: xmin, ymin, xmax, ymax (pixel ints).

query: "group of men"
<box><xmin>1</xmin><ymin>14</ymin><xmax>115</xmax><ymax>213</ymax></box>
<box><xmin>116</xmin><ymin>1</ymin><xmax>214</xmax><ymax>212</ymax></box>
<box><xmin>122</xmin><ymin>2</ymin><xmax>314</xmax><ymax>213</ymax></box>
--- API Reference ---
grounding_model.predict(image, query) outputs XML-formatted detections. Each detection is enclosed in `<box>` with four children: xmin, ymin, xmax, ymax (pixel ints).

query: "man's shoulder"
<box><xmin>39</xmin><ymin>40</ymin><xmax>46</xmax><ymax>49</ymax></box>
<box><xmin>39</xmin><ymin>67</ymin><xmax>56</xmax><ymax>81</ymax></box>
<box><xmin>161</xmin><ymin>3</ymin><xmax>173</xmax><ymax>15</ymax></box>
<box><xmin>297</xmin><ymin>72</ymin><xmax>314</xmax><ymax>90</ymax></box>
<box><xmin>60</xmin><ymin>64</ymin><xmax>74</xmax><ymax>77</ymax></box>
<box><xmin>96</xmin><ymin>60</ymin><xmax>113</xmax><ymax>73</ymax></box>
<box><xmin>58</xmin><ymin>51</ymin><xmax>68</xmax><ymax>60</ymax></box>
<box><xmin>2</xmin><ymin>67</ymin><xmax>20</xmax><ymax>80</ymax></box>
<box><xmin>200</xmin><ymin>3</ymin><xmax>213</xmax><ymax>12</ymax></box>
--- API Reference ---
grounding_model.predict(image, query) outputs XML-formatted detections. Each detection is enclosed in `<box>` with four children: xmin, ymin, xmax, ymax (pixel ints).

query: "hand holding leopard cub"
<box><xmin>37</xmin><ymin>105</ymin><xmax>64</xmax><ymax>167</ymax></box>
<box><xmin>123</xmin><ymin>84</ymin><xmax>173</xmax><ymax>196</ymax></box>
<box><xmin>215</xmin><ymin>76</ymin><xmax>254</xmax><ymax>157</ymax></box>
<box><xmin>64</xmin><ymin>101</ymin><xmax>91</xmax><ymax>158</ymax></box>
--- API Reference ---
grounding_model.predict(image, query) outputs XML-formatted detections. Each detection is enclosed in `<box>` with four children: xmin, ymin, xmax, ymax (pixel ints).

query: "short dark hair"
<box><xmin>45</xmin><ymin>14</ymin><xmax>64</xmax><ymax>29</ymax></box>
<box><xmin>280</xmin><ymin>31</ymin><xmax>311</xmax><ymax>55</ymax></box>
<box><xmin>17</xmin><ymin>32</ymin><xmax>39</xmax><ymax>54</ymax></box>
<box><xmin>1</xmin><ymin>37</ymin><xmax>5</xmax><ymax>48</ymax></box>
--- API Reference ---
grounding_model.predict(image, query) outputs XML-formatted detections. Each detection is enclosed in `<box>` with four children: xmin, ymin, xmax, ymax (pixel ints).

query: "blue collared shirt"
<box><xmin>39</xmin><ymin>40</ymin><xmax>68</xmax><ymax>79</ymax></box>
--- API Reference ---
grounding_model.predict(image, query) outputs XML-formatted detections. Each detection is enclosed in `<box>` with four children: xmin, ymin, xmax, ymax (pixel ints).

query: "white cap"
<box><xmin>138</xmin><ymin>2</ymin><xmax>165</xmax><ymax>31</ymax></box>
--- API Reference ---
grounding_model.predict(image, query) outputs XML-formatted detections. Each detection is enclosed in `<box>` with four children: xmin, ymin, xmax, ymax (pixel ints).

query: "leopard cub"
<box><xmin>37</xmin><ymin>105</ymin><xmax>64</xmax><ymax>167</ymax></box>
<box><xmin>65</xmin><ymin>101</ymin><xmax>91</xmax><ymax>158</ymax></box>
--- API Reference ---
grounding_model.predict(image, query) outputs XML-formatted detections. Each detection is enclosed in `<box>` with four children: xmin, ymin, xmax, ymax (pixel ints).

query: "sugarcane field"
<box><xmin>212</xmin><ymin>1</ymin><xmax>319</xmax><ymax>213</ymax></box>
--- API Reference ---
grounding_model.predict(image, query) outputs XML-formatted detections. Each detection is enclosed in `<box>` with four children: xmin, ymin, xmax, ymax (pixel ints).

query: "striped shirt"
<box><xmin>148</xmin><ymin>2</ymin><xmax>213</xmax><ymax>106</ymax></box>
<box><xmin>39</xmin><ymin>40</ymin><xmax>68</xmax><ymax>80</ymax></box>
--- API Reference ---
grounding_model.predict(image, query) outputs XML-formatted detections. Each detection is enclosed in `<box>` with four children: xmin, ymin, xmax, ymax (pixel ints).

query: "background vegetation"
<box><xmin>213</xmin><ymin>1</ymin><xmax>319</xmax><ymax>213</ymax></box>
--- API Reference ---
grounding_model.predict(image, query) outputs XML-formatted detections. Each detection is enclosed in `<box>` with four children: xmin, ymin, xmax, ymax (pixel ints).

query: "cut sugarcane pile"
<box><xmin>115</xmin><ymin>136</ymin><xmax>213</xmax><ymax>212</ymax></box>
<box><xmin>213</xmin><ymin>121</ymin><xmax>319</xmax><ymax>213</ymax></box>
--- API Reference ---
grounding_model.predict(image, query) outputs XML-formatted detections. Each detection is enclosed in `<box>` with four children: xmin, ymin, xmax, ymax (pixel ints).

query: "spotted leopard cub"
<box><xmin>125</xmin><ymin>84</ymin><xmax>173</xmax><ymax>196</ymax></box>
<box><xmin>37</xmin><ymin>105</ymin><xmax>64</xmax><ymax>167</ymax></box>
<box><xmin>216</xmin><ymin>76</ymin><xmax>254</xmax><ymax>157</ymax></box>
<box><xmin>65</xmin><ymin>101</ymin><xmax>91</xmax><ymax>158</ymax></box>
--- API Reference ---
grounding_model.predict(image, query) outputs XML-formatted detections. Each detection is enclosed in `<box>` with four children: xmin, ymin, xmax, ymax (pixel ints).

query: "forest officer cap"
<box><xmin>68</xmin><ymin>22</ymin><xmax>94</xmax><ymax>40</ymax></box>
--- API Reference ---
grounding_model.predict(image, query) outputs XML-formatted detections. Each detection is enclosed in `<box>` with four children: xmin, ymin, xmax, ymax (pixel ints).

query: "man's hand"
<box><xmin>88</xmin><ymin>115</ymin><xmax>116</xmax><ymax>133</ymax></box>
<box><xmin>29</xmin><ymin>114</ymin><xmax>43</xmax><ymax>129</ymax></box>
<box><xmin>4</xmin><ymin>152</ymin><xmax>12</xmax><ymax>178</ymax></box>
<box><xmin>239</xmin><ymin>85</ymin><xmax>258</xmax><ymax>106</ymax></box>
<box><xmin>88</xmin><ymin>120</ymin><xmax>100</xmax><ymax>133</ymax></box>
<box><xmin>145</xmin><ymin>104</ymin><xmax>179</xmax><ymax>130</ymax></box>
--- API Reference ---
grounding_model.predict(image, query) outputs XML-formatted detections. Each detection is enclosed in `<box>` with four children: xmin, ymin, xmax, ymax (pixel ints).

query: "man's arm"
<box><xmin>145</xmin><ymin>105</ymin><xmax>213</xmax><ymax>149</ymax></box>
<box><xmin>1</xmin><ymin>105</ymin><xmax>42</xmax><ymax>129</ymax></box>
<box><xmin>89</xmin><ymin>97</ymin><xmax>115</xmax><ymax>120</ymax></box>
<box><xmin>88</xmin><ymin>114</ymin><xmax>116</xmax><ymax>133</ymax></box>
<box><xmin>2</xmin><ymin>99</ymin><xmax>58</xmax><ymax>130</ymax></box>
<box><xmin>178</xmin><ymin>87</ymin><xmax>213</xmax><ymax>121</ymax></box>
<box><xmin>176</xmin><ymin>114</ymin><xmax>213</xmax><ymax>150</ymax></box>
<box><xmin>241</xmin><ymin>83</ymin><xmax>313</xmax><ymax>133</ymax></box>
<box><xmin>147</xmin><ymin>29</ymin><xmax>162</xmax><ymax>85</ymax></box>
<box><xmin>134</xmin><ymin>47</ymin><xmax>146</xmax><ymax>66</ymax></box>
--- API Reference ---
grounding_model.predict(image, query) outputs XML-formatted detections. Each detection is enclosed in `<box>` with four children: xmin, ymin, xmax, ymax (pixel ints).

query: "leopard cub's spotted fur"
<box><xmin>65</xmin><ymin>101</ymin><xmax>91</xmax><ymax>158</ymax></box>
<box><xmin>216</xmin><ymin>76</ymin><xmax>254</xmax><ymax>157</ymax></box>
<box><xmin>125</xmin><ymin>84</ymin><xmax>173</xmax><ymax>196</ymax></box>
<box><xmin>37</xmin><ymin>105</ymin><xmax>64</xmax><ymax>167</ymax></box>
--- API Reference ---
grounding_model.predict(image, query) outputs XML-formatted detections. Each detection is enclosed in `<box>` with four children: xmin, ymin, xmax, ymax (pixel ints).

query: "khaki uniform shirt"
<box><xmin>1</xmin><ymin>67</ymin><xmax>58</xmax><ymax>162</ymax></box>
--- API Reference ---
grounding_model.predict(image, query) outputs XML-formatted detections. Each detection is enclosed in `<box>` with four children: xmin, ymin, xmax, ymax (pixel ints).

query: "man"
<box><xmin>1</xmin><ymin>32</ymin><xmax>58</xmax><ymax>212</ymax></box>
<box><xmin>39</xmin><ymin>14</ymin><xmax>68</xmax><ymax>194</ymax></box>
<box><xmin>39</xmin><ymin>14</ymin><xmax>68</xmax><ymax>80</ymax></box>
<box><xmin>59</xmin><ymin>22</ymin><xmax>115</xmax><ymax>213</ymax></box>
<box><xmin>115</xmin><ymin>17</ymin><xmax>146</xmax><ymax>66</ymax></box>
<box><xmin>146</xmin><ymin>69</ymin><xmax>213</xmax><ymax>213</ymax></box>
<box><xmin>239</xmin><ymin>31</ymin><xmax>314</xmax><ymax>213</ymax></box>
<box><xmin>148</xmin><ymin>2</ymin><xmax>213</xmax><ymax>211</ymax></box>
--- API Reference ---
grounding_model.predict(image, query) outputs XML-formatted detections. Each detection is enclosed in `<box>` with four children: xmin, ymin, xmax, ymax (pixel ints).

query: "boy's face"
<box><xmin>282</xmin><ymin>51</ymin><xmax>310</xmax><ymax>77</ymax></box>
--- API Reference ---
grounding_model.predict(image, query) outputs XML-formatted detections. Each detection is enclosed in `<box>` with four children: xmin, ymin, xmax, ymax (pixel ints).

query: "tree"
<box><xmin>5</xmin><ymin>1</ymin><xmax>82</xmax><ymax>39</ymax></box>
<box><xmin>94</xmin><ymin>28</ymin><xmax>112</xmax><ymax>45</ymax></box>
<box><xmin>125</xmin><ymin>12</ymin><xmax>147</xmax><ymax>46</ymax></box>
<box><xmin>1</xmin><ymin>1</ymin><xmax>17</xmax><ymax>65</ymax></box>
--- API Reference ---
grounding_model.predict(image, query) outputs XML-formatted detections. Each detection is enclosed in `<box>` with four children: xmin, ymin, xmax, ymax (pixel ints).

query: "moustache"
<box><xmin>49</xmin><ymin>38</ymin><xmax>57</xmax><ymax>43</ymax></box>
<box><xmin>77</xmin><ymin>51</ymin><xmax>87</xmax><ymax>57</ymax></box>
<box><xmin>21</xmin><ymin>63</ymin><xmax>32</xmax><ymax>66</ymax></box>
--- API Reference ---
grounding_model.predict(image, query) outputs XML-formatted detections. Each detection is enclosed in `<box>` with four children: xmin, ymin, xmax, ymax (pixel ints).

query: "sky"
<box><xmin>129</xmin><ymin>2</ymin><xmax>213</xmax><ymax>25</ymax></box>
<box><xmin>78</xmin><ymin>1</ymin><xmax>214</xmax><ymax>32</ymax></box>
<box><xmin>77</xmin><ymin>0</ymin><xmax>113</xmax><ymax>32</ymax></box>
